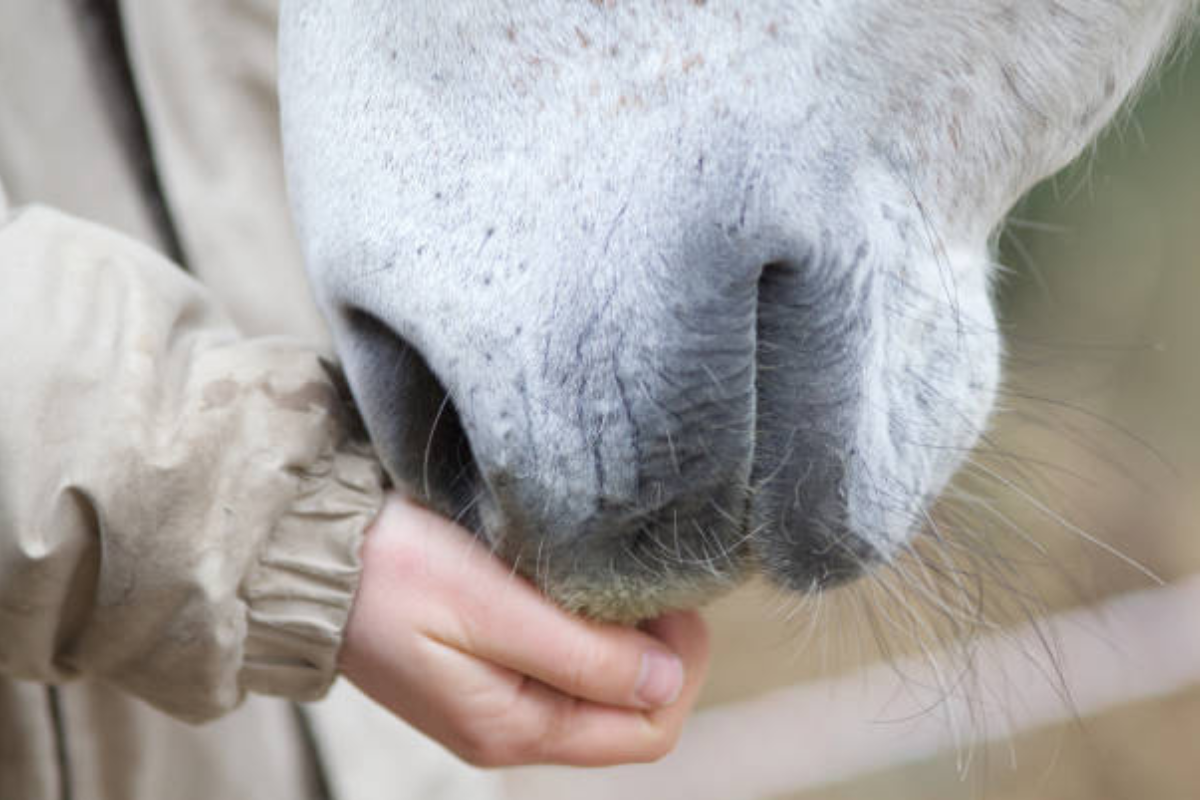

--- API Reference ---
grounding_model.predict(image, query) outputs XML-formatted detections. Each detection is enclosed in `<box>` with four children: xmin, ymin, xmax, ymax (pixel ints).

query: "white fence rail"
<box><xmin>508</xmin><ymin>574</ymin><xmax>1200</xmax><ymax>799</ymax></box>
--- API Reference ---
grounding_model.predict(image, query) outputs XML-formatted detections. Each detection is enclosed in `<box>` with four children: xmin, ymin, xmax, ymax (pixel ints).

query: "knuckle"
<box><xmin>632</xmin><ymin>716</ymin><xmax>684</xmax><ymax>764</ymax></box>
<box><xmin>457</xmin><ymin>748</ymin><xmax>497</xmax><ymax>769</ymax></box>
<box><xmin>452</xmin><ymin>716</ymin><xmax>542</xmax><ymax>769</ymax></box>
<box><xmin>535</xmin><ymin>699</ymin><xmax>574</xmax><ymax>762</ymax></box>
<box><xmin>693</xmin><ymin>618</ymin><xmax>713</xmax><ymax>661</ymax></box>
<box><xmin>448</xmin><ymin>714</ymin><xmax>507</xmax><ymax>768</ymax></box>
<box><xmin>637</xmin><ymin>731</ymin><xmax>679</xmax><ymax>764</ymax></box>
<box><xmin>454</xmin><ymin>735</ymin><xmax>511</xmax><ymax>769</ymax></box>
<box><xmin>564</xmin><ymin>633</ymin><xmax>605</xmax><ymax>695</ymax></box>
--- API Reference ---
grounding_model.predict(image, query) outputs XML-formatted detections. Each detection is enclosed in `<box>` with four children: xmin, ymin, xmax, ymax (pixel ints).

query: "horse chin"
<box><xmin>541</xmin><ymin>565</ymin><xmax>747</xmax><ymax>625</ymax></box>
<box><xmin>489</xmin><ymin>526</ymin><xmax>753</xmax><ymax>624</ymax></box>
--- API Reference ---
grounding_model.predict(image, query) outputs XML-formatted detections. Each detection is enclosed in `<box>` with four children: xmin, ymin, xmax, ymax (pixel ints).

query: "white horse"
<box><xmin>278</xmin><ymin>1</ymin><xmax>1195</xmax><ymax>623</ymax></box>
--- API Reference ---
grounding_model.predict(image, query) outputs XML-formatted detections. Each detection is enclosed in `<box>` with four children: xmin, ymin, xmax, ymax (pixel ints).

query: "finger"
<box><xmin>639</xmin><ymin>610</ymin><xmax>711</xmax><ymax>732</ymax></box>
<box><xmin>345</xmin><ymin>496</ymin><xmax>713</xmax><ymax>768</ymax></box>
<box><xmin>453</xmin><ymin>612</ymin><xmax>710</xmax><ymax>767</ymax></box>
<box><xmin>514</xmin><ymin>612</ymin><xmax>711</xmax><ymax>766</ymax></box>
<box><xmin>448</xmin><ymin>602</ymin><xmax>687</xmax><ymax>711</ymax></box>
<box><xmin>387</xmin><ymin>497</ymin><xmax>691</xmax><ymax>709</ymax></box>
<box><xmin>413</xmin><ymin>637</ymin><xmax>697</xmax><ymax>768</ymax></box>
<box><xmin>493</xmin><ymin>677</ymin><xmax>684</xmax><ymax>767</ymax></box>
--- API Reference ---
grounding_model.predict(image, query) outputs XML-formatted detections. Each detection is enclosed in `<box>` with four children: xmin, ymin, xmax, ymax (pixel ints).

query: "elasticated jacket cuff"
<box><xmin>241</xmin><ymin>440</ymin><xmax>382</xmax><ymax>701</ymax></box>
<box><xmin>0</xmin><ymin>207</ymin><xmax>385</xmax><ymax>724</ymax></box>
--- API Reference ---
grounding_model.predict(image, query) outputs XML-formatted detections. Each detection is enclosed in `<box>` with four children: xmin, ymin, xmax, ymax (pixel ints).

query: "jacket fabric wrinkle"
<box><xmin>0</xmin><ymin>0</ymin><xmax>495</xmax><ymax>798</ymax></box>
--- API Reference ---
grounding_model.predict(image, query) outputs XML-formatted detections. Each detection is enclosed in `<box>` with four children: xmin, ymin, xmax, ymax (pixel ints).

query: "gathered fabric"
<box><xmin>0</xmin><ymin>2</ymin><xmax>504</xmax><ymax>799</ymax></box>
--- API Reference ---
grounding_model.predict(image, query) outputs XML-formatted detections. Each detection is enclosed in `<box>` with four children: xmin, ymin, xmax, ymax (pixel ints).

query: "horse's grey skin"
<box><xmin>280</xmin><ymin>1</ymin><xmax>1192</xmax><ymax>622</ymax></box>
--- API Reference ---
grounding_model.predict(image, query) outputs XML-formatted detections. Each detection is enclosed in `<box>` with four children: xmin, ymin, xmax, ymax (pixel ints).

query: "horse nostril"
<box><xmin>343</xmin><ymin>308</ymin><xmax>483</xmax><ymax>526</ymax></box>
<box><xmin>750</xmin><ymin>255</ymin><xmax>884</xmax><ymax>589</ymax></box>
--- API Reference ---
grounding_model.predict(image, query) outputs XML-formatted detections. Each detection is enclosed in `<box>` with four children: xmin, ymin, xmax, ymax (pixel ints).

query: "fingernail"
<box><xmin>636</xmin><ymin>649</ymin><xmax>684</xmax><ymax>708</ymax></box>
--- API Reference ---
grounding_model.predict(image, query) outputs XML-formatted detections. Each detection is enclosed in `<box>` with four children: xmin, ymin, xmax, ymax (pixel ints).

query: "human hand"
<box><xmin>339</xmin><ymin>494</ymin><xmax>711</xmax><ymax>768</ymax></box>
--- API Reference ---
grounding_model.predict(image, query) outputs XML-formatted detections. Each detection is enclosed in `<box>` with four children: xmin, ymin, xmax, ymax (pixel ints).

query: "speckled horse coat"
<box><xmin>279</xmin><ymin>0</ymin><xmax>1195</xmax><ymax>621</ymax></box>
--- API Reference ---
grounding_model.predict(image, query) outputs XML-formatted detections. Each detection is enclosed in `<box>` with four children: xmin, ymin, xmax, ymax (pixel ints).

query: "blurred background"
<box><xmin>509</xmin><ymin>39</ymin><xmax>1200</xmax><ymax>800</ymax></box>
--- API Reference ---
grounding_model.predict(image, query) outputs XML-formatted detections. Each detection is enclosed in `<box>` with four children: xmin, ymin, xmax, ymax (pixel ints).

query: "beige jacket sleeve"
<box><xmin>0</xmin><ymin>203</ymin><xmax>383</xmax><ymax>723</ymax></box>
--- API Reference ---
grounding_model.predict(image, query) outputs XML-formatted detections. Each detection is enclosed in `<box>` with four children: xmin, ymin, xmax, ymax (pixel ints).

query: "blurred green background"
<box><xmin>507</xmin><ymin>43</ymin><xmax>1200</xmax><ymax>800</ymax></box>
<box><xmin>699</xmin><ymin>41</ymin><xmax>1200</xmax><ymax>800</ymax></box>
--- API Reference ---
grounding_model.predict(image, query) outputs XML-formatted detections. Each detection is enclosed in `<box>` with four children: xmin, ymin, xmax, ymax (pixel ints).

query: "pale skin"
<box><xmin>339</xmin><ymin>494</ymin><xmax>711</xmax><ymax>768</ymax></box>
